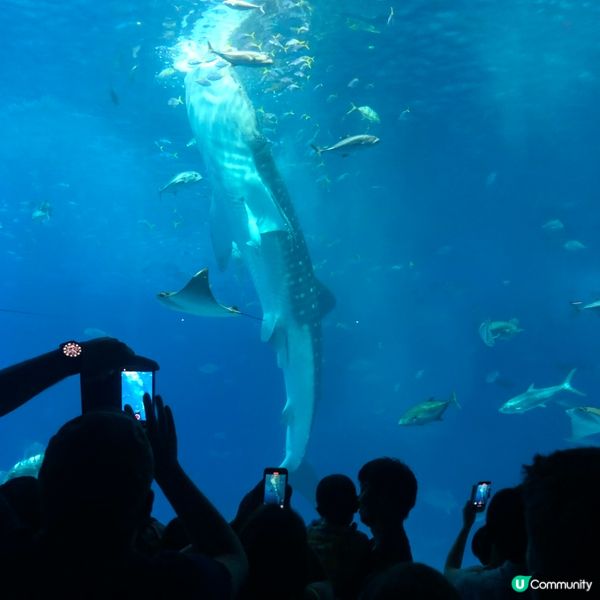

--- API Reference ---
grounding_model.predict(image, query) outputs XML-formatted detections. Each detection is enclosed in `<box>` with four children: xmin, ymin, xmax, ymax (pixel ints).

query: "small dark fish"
<box><xmin>109</xmin><ymin>87</ymin><xmax>120</xmax><ymax>105</ymax></box>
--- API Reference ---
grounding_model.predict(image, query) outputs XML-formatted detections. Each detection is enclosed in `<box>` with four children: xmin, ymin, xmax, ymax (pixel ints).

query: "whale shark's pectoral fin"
<box><xmin>282</xmin><ymin>400</ymin><xmax>293</xmax><ymax>424</ymax></box>
<box><xmin>271</xmin><ymin>325</ymin><xmax>290</xmax><ymax>369</ymax></box>
<box><xmin>230</xmin><ymin>196</ymin><xmax>262</xmax><ymax>248</ymax></box>
<box><xmin>262</xmin><ymin>316</ymin><xmax>289</xmax><ymax>368</ymax></box>
<box><xmin>261</xmin><ymin>312</ymin><xmax>279</xmax><ymax>343</ymax></box>
<box><xmin>156</xmin><ymin>268</ymin><xmax>241</xmax><ymax>318</ymax></box>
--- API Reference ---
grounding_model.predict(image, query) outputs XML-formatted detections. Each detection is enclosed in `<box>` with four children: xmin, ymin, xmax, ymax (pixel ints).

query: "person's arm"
<box><xmin>444</xmin><ymin>501</ymin><xmax>477</xmax><ymax>574</ymax></box>
<box><xmin>143</xmin><ymin>394</ymin><xmax>248</xmax><ymax>599</ymax></box>
<box><xmin>0</xmin><ymin>338</ymin><xmax>144</xmax><ymax>417</ymax></box>
<box><xmin>0</xmin><ymin>350</ymin><xmax>76</xmax><ymax>416</ymax></box>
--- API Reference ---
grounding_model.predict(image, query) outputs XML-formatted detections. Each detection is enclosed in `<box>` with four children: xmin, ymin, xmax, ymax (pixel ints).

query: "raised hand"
<box><xmin>143</xmin><ymin>393</ymin><xmax>178</xmax><ymax>481</ymax></box>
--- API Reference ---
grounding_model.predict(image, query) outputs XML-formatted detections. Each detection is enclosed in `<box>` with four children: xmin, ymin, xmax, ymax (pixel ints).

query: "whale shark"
<box><xmin>157</xmin><ymin>46</ymin><xmax>334</xmax><ymax>470</ymax></box>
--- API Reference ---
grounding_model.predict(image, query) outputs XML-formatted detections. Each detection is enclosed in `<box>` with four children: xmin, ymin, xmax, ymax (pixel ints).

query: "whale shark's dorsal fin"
<box><xmin>156</xmin><ymin>268</ymin><xmax>241</xmax><ymax>318</ymax></box>
<box><xmin>527</xmin><ymin>383</ymin><xmax>535</xmax><ymax>391</ymax></box>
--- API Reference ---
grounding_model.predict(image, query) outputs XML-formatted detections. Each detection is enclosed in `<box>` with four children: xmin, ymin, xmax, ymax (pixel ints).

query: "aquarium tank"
<box><xmin>1</xmin><ymin>0</ymin><xmax>600</xmax><ymax>570</ymax></box>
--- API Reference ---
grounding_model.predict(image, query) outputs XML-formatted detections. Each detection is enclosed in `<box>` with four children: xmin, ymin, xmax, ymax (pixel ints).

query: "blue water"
<box><xmin>2</xmin><ymin>0</ymin><xmax>600</xmax><ymax>569</ymax></box>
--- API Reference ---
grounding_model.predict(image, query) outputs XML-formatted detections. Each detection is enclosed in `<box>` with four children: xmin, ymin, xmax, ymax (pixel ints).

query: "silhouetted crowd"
<box><xmin>0</xmin><ymin>338</ymin><xmax>598</xmax><ymax>599</ymax></box>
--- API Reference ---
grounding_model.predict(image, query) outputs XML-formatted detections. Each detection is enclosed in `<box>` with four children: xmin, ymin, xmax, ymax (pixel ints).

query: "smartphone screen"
<box><xmin>471</xmin><ymin>481</ymin><xmax>492</xmax><ymax>511</ymax></box>
<box><xmin>263</xmin><ymin>468</ymin><xmax>288</xmax><ymax>508</ymax></box>
<box><xmin>121</xmin><ymin>370</ymin><xmax>154</xmax><ymax>422</ymax></box>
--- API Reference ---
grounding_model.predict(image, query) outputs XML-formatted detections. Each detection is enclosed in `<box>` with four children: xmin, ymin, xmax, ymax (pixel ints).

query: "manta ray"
<box><xmin>157</xmin><ymin>269</ymin><xmax>241</xmax><ymax>318</ymax></box>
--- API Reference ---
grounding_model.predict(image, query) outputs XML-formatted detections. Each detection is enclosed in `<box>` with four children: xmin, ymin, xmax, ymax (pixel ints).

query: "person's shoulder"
<box><xmin>448</xmin><ymin>562</ymin><xmax>517</xmax><ymax>598</ymax></box>
<box><xmin>144</xmin><ymin>551</ymin><xmax>232</xmax><ymax>599</ymax></box>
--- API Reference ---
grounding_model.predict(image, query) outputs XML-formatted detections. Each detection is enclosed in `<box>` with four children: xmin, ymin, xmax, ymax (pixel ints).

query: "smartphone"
<box><xmin>121</xmin><ymin>370</ymin><xmax>154</xmax><ymax>422</ymax></box>
<box><xmin>471</xmin><ymin>481</ymin><xmax>492</xmax><ymax>511</ymax></box>
<box><xmin>263</xmin><ymin>467</ymin><xmax>288</xmax><ymax>508</ymax></box>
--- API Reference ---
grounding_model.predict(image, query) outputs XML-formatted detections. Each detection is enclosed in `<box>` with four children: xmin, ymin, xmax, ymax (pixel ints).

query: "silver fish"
<box><xmin>223</xmin><ymin>0</ymin><xmax>265</xmax><ymax>14</ymax></box>
<box><xmin>499</xmin><ymin>369</ymin><xmax>585</xmax><ymax>414</ymax></box>
<box><xmin>311</xmin><ymin>134</ymin><xmax>379</xmax><ymax>156</ymax></box>
<box><xmin>208</xmin><ymin>41</ymin><xmax>273</xmax><ymax>67</ymax></box>
<box><xmin>159</xmin><ymin>171</ymin><xmax>203</xmax><ymax>195</ymax></box>
<box><xmin>398</xmin><ymin>393</ymin><xmax>460</xmax><ymax>426</ymax></box>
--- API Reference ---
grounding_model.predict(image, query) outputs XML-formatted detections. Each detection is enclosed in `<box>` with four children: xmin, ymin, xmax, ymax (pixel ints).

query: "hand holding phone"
<box><xmin>263</xmin><ymin>468</ymin><xmax>288</xmax><ymax>508</ymax></box>
<box><xmin>471</xmin><ymin>481</ymin><xmax>492</xmax><ymax>512</ymax></box>
<box><xmin>121</xmin><ymin>370</ymin><xmax>154</xmax><ymax>422</ymax></box>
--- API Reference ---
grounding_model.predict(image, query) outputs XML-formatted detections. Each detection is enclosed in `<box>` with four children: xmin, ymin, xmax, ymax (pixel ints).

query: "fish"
<box><xmin>346</xmin><ymin>103</ymin><xmax>380</xmax><ymax>123</ymax></box>
<box><xmin>0</xmin><ymin>444</ymin><xmax>45</xmax><ymax>484</ymax></box>
<box><xmin>386</xmin><ymin>6</ymin><xmax>394</xmax><ymax>26</ymax></box>
<box><xmin>566</xmin><ymin>406</ymin><xmax>600</xmax><ymax>441</ymax></box>
<box><xmin>398</xmin><ymin>392</ymin><xmax>460</xmax><ymax>426</ymax></box>
<box><xmin>485</xmin><ymin>370</ymin><xmax>500</xmax><ymax>384</ymax></box>
<box><xmin>156</xmin><ymin>67</ymin><xmax>176</xmax><ymax>79</ymax></box>
<box><xmin>542</xmin><ymin>218</ymin><xmax>564</xmax><ymax>232</ymax></box>
<box><xmin>168</xmin><ymin>96</ymin><xmax>184</xmax><ymax>107</ymax></box>
<box><xmin>173</xmin><ymin>63</ymin><xmax>335</xmax><ymax>471</ymax></box>
<box><xmin>31</xmin><ymin>202</ymin><xmax>52</xmax><ymax>222</ymax></box>
<box><xmin>479</xmin><ymin>318</ymin><xmax>523</xmax><ymax>347</ymax></box>
<box><xmin>223</xmin><ymin>0</ymin><xmax>265</xmax><ymax>14</ymax></box>
<box><xmin>207</xmin><ymin>41</ymin><xmax>273</xmax><ymax>67</ymax></box>
<box><xmin>421</xmin><ymin>489</ymin><xmax>459</xmax><ymax>515</ymax></box>
<box><xmin>570</xmin><ymin>299</ymin><xmax>600</xmax><ymax>315</ymax></box>
<box><xmin>109</xmin><ymin>87</ymin><xmax>120</xmax><ymax>106</ymax></box>
<box><xmin>564</xmin><ymin>240</ymin><xmax>586</xmax><ymax>251</ymax></box>
<box><xmin>311</xmin><ymin>134</ymin><xmax>380</xmax><ymax>156</ymax></box>
<box><xmin>499</xmin><ymin>369</ymin><xmax>585</xmax><ymax>414</ymax></box>
<box><xmin>159</xmin><ymin>171</ymin><xmax>203</xmax><ymax>195</ymax></box>
<box><xmin>198</xmin><ymin>363</ymin><xmax>220</xmax><ymax>375</ymax></box>
<box><xmin>284</xmin><ymin>38</ymin><xmax>309</xmax><ymax>52</ymax></box>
